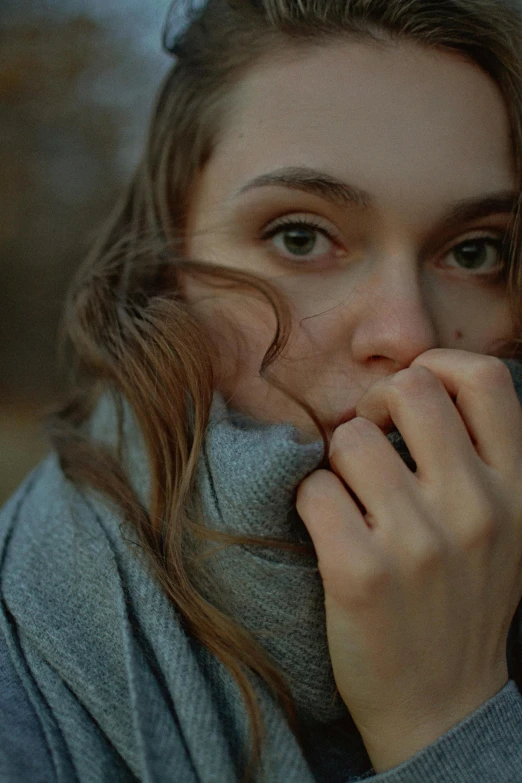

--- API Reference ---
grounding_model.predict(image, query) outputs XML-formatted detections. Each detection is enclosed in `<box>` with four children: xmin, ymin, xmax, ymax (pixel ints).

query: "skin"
<box><xmin>181</xmin><ymin>39</ymin><xmax>515</xmax><ymax>442</ymax></box>
<box><xmin>181</xmin><ymin>40</ymin><xmax>522</xmax><ymax>770</ymax></box>
<box><xmin>297</xmin><ymin>349</ymin><xmax>522</xmax><ymax>770</ymax></box>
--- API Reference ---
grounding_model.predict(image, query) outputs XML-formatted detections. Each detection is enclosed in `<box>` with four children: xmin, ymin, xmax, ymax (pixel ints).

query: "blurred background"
<box><xmin>0</xmin><ymin>0</ymin><xmax>175</xmax><ymax>503</ymax></box>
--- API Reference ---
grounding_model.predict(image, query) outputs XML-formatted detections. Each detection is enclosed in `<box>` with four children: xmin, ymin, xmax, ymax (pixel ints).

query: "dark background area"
<box><xmin>0</xmin><ymin>0</ymin><xmax>174</xmax><ymax>503</ymax></box>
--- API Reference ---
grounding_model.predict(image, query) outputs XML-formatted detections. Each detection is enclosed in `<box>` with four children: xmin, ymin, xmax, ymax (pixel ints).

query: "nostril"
<box><xmin>368</xmin><ymin>356</ymin><xmax>403</xmax><ymax>373</ymax></box>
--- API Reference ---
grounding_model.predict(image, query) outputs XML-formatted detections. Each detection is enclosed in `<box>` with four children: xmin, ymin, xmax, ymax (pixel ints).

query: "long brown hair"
<box><xmin>46</xmin><ymin>1</ymin><xmax>522</xmax><ymax>780</ymax></box>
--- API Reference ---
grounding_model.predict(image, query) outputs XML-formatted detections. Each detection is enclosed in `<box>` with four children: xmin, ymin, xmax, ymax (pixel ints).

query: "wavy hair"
<box><xmin>46</xmin><ymin>1</ymin><xmax>522</xmax><ymax>780</ymax></box>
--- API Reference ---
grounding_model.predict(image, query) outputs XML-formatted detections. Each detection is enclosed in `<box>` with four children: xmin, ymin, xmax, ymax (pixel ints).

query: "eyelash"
<box><xmin>260</xmin><ymin>213</ymin><xmax>509</xmax><ymax>278</ymax></box>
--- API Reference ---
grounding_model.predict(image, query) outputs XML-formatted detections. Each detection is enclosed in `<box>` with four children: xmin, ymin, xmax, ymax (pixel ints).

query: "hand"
<box><xmin>295</xmin><ymin>349</ymin><xmax>522</xmax><ymax>772</ymax></box>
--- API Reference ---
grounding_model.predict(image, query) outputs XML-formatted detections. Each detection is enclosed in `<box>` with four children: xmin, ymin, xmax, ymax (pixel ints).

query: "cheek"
<box><xmin>452</xmin><ymin>297</ymin><xmax>513</xmax><ymax>354</ymax></box>
<box><xmin>468</xmin><ymin>293</ymin><xmax>512</xmax><ymax>336</ymax></box>
<box><xmin>425</xmin><ymin>274</ymin><xmax>514</xmax><ymax>349</ymax></box>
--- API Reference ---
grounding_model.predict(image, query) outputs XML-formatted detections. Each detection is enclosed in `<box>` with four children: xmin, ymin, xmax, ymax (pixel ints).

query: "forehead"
<box><xmin>211</xmin><ymin>40</ymin><xmax>515</xmax><ymax>223</ymax></box>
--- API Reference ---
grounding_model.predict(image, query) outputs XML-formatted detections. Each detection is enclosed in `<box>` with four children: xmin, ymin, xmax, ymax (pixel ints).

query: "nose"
<box><xmin>349</xmin><ymin>260</ymin><xmax>439</xmax><ymax>372</ymax></box>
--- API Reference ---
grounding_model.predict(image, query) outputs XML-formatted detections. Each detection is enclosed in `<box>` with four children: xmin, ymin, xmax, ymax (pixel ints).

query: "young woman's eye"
<box><xmin>442</xmin><ymin>234</ymin><xmax>508</xmax><ymax>277</ymax></box>
<box><xmin>260</xmin><ymin>216</ymin><xmax>510</xmax><ymax>281</ymax></box>
<box><xmin>260</xmin><ymin>215</ymin><xmax>341</xmax><ymax>265</ymax></box>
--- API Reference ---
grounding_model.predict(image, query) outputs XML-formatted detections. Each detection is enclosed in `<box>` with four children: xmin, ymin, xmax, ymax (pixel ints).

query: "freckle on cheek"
<box><xmin>455</xmin><ymin>330</ymin><xmax>463</xmax><ymax>340</ymax></box>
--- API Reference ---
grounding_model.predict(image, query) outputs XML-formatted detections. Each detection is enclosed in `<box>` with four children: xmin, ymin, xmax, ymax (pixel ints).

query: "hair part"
<box><xmin>46</xmin><ymin>2</ymin><xmax>522</xmax><ymax>780</ymax></box>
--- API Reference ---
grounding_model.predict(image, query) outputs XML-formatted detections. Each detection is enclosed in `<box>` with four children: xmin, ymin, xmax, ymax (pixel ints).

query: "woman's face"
<box><xmin>181</xmin><ymin>40</ymin><xmax>516</xmax><ymax>442</ymax></box>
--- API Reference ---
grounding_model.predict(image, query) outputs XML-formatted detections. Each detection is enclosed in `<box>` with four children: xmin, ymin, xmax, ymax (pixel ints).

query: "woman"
<box><xmin>2</xmin><ymin>0</ymin><xmax>522</xmax><ymax>781</ymax></box>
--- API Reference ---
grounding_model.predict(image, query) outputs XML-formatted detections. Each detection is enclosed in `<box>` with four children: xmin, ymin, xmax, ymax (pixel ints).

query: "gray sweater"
<box><xmin>2</xmin><ymin>363</ymin><xmax>522</xmax><ymax>782</ymax></box>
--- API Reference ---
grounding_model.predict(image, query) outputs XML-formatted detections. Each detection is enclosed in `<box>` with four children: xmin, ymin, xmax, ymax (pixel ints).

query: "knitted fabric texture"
<box><xmin>1</xmin><ymin>358</ymin><xmax>522</xmax><ymax>783</ymax></box>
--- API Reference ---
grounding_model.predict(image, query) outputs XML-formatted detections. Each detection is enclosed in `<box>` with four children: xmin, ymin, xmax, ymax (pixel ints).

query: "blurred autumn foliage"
<box><xmin>0</xmin><ymin>2</ymin><xmax>171</xmax><ymax>502</ymax></box>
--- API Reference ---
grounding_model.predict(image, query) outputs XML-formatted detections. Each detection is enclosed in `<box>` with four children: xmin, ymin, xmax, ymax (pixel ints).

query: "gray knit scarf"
<box><xmin>2</xmin><ymin>358</ymin><xmax>522</xmax><ymax>783</ymax></box>
<box><xmin>112</xmin><ymin>357</ymin><xmax>522</xmax><ymax>727</ymax></box>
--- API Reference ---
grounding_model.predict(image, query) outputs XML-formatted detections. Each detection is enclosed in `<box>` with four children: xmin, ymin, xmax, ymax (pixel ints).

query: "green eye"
<box><xmin>445</xmin><ymin>236</ymin><xmax>506</xmax><ymax>276</ymax></box>
<box><xmin>261</xmin><ymin>216</ymin><xmax>339</xmax><ymax>265</ymax></box>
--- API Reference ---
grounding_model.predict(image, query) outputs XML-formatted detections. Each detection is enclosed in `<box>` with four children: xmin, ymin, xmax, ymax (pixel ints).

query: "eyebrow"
<box><xmin>235</xmin><ymin>165</ymin><xmax>517</xmax><ymax>232</ymax></box>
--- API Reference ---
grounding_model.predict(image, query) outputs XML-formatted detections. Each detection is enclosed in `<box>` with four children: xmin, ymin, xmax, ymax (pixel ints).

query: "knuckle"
<box><xmin>461</xmin><ymin>511</ymin><xmax>497</xmax><ymax>550</ymax></box>
<box><xmin>470</xmin><ymin>356</ymin><xmax>511</xmax><ymax>389</ymax></box>
<box><xmin>448</xmin><ymin>473</ymin><xmax>499</xmax><ymax>549</ymax></box>
<box><xmin>388</xmin><ymin>365</ymin><xmax>438</xmax><ymax>398</ymax></box>
<box><xmin>329</xmin><ymin>426</ymin><xmax>346</xmax><ymax>453</ymax></box>
<box><xmin>331</xmin><ymin>416</ymin><xmax>375</xmax><ymax>450</ymax></box>
<box><xmin>329</xmin><ymin>429</ymin><xmax>347</xmax><ymax>460</ymax></box>
<box><xmin>457</xmin><ymin>489</ymin><xmax>498</xmax><ymax>548</ymax></box>
<box><xmin>345</xmin><ymin>559</ymin><xmax>394</xmax><ymax>607</ymax></box>
<box><xmin>296</xmin><ymin>470</ymin><xmax>330</xmax><ymax>504</ymax></box>
<box><xmin>405</xmin><ymin>533</ymin><xmax>444</xmax><ymax>569</ymax></box>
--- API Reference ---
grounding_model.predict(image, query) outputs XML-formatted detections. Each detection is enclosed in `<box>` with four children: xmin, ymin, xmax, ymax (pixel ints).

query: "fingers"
<box><xmin>354</xmin><ymin>363</ymin><xmax>478</xmax><ymax>483</ymax></box>
<box><xmin>296</xmin><ymin>469</ymin><xmax>379</xmax><ymax>597</ymax></box>
<box><xmin>325</xmin><ymin>417</ymin><xmax>450</xmax><ymax>559</ymax></box>
<box><xmin>353</xmin><ymin>349</ymin><xmax>522</xmax><ymax>478</ymax></box>
<box><xmin>411</xmin><ymin>350</ymin><xmax>522</xmax><ymax>474</ymax></box>
<box><xmin>329</xmin><ymin>417</ymin><xmax>419</xmax><ymax>519</ymax></box>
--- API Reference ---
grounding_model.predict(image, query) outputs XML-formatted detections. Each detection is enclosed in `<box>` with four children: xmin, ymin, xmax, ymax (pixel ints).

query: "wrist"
<box><xmin>364</xmin><ymin>723</ymin><xmax>452</xmax><ymax>773</ymax></box>
<box><xmin>360</xmin><ymin>676</ymin><xmax>510</xmax><ymax>772</ymax></box>
<box><xmin>363</xmin><ymin>698</ymin><xmax>499</xmax><ymax>772</ymax></box>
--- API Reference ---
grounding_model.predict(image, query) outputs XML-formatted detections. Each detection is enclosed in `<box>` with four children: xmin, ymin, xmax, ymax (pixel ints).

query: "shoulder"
<box><xmin>0</xmin><ymin>453</ymin><xmax>113</xmax><ymax>601</ymax></box>
<box><xmin>0</xmin><ymin>450</ymin><xmax>92</xmax><ymax>540</ymax></box>
<box><xmin>0</xmin><ymin>451</ymin><xmax>139</xmax><ymax>678</ymax></box>
<box><xmin>0</xmin><ymin>456</ymin><xmax>75</xmax><ymax>782</ymax></box>
<box><xmin>0</xmin><ymin>454</ymin><xmax>145</xmax><ymax>779</ymax></box>
<box><xmin>0</xmin><ymin>623</ymin><xmax>58</xmax><ymax>783</ymax></box>
<box><xmin>0</xmin><ymin>454</ymin><xmax>196</xmax><ymax>782</ymax></box>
